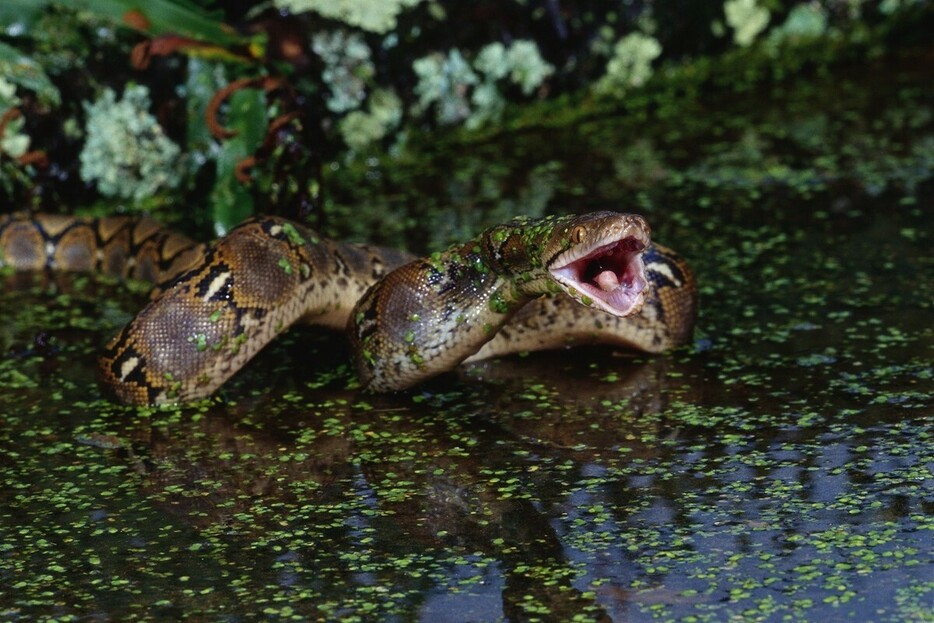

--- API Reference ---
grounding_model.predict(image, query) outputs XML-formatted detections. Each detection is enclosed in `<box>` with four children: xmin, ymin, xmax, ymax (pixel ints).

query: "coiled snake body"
<box><xmin>1</xmin><ymin>212</ymin><xmax>697</xmax><ymax>404</ymax></box>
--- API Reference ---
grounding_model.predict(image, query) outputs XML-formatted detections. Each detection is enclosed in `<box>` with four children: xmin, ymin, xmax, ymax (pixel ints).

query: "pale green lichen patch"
<box><xmin>273</xmin><ymin>0</ymin><xmax>423</xmax><ymax>34</ymax></box>
<box><xmin>595</xmin><ymin>32</ymin><xmax>663</xmax><ymax>97</ymax></box>
<box><xmin>79</xmin><ymin>85</ymin><xmax>181</xmax><ymax>203</ymax></box>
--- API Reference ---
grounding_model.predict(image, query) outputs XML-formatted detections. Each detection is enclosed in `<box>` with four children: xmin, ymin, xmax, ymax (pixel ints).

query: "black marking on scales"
<box><xmin>194</xmin><ymin>260</ymin><xmax>235</xmax><ymax>302</ymax></box>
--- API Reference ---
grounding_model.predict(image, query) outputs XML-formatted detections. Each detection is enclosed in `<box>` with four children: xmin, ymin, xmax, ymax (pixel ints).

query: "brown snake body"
<box><xmin>1</xmin><ymin>212</ymin><xmax>697</xmax><ymax>404</ymax></box>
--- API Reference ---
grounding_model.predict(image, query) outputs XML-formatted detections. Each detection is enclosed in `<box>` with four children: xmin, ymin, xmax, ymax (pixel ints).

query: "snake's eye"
<box><xmin>570</xmin><ymin>226</ymin><xmax>587</xmax><ymax>244</ymax></box>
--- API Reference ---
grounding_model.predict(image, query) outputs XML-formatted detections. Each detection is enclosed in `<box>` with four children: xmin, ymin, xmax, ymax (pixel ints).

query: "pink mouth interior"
<box><xmin>551</xmin><ymin>237</ymin><xmax>647</xmax><ymax>315</ymax></box>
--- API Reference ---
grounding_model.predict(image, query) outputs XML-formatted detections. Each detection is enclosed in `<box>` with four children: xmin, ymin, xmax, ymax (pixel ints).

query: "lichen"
<box><xmin>466</xmin><ymin>81</ymin><xmax>505</xmax><ymax>130</ymax></box>
<box><xmin>473</xmin><ymin>42</ymin><xmax>509</xmax><ymax>81</ymax></box>
<box><xmin>595</xmin><ymin>32</ymin><xmax>662</xmax><ymax>97</ymax></box>
<box><xmin>724</xmin><ymin>0</ymin><xmax>771</xmax><ymax>47</ymax></box>
<box><xmin>479</xmin><ymin>40</ymin><xmax>554</xmax><ymax>96</ymax></box>
<box><xmin>78</xmin><ymin>85</ymin><xmax>181</xmax><ymax>203</ymax></box>
<box><xmin>338</xmin><ymin>88</ymin><xmax>402</xmax><ymax>150</ymax></box>
<box><xmin>414</xmin><ymin>41</ymin><xmax>553</xmax><ymax>129</ymax></box>
<box><xmin>768</xmin><ymin>3</ymin><xmax>828</xmax><ymax>45</ymax></box>
<box><xmin>412</xmin><ymin>49</ymin><xmax>478</xmax><ymax>125</ymax></box>
<box><xmin>311</xmin><ymin>30</ymin><xmax>374</xmax><ymax>113</ymax></box>
<box><xmin>0</xmin><ymin>77</ymin><xmax>29</xmax><ymax>158</ymax></box>
<box><xmin>879</xmin><ymin>0</ymin><xmax>921</xmax><ymax>14</ymax></box>
<box><xmin>274</xmin><ymin>0</ymin><xmax>424</xmax><ymax>33</ymax></box>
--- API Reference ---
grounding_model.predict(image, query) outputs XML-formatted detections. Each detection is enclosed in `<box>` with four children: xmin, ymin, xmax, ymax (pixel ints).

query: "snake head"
<box><xmin>548</xmin><ymin>212</ymin><xmax>649</xmax><ymax>317</ymax></box>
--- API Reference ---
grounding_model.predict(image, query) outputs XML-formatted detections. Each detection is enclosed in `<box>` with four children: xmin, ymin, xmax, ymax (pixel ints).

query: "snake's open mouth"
<box><xmin>550</xmin><ymin>235</ymin><xmax>648</xmax><ymax>316</ymax></box>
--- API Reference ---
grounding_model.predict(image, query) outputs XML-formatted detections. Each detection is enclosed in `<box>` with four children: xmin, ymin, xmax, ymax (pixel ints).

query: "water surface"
<box><xmin>1</xmin><ymin>61</ymin><xmax>932</xmax><ymax>622</ymax></box>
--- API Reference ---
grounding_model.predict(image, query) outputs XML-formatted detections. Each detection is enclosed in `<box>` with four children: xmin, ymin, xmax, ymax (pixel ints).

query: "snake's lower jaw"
<box><xmin>550</xmin><ymin>235</ymin><xmax>648</xmax><ymax>317</ymax></box>
<box><xmin>557</xmin><ymin>272</ymin><xmax>647</xmax><ymax>316</ymax></box>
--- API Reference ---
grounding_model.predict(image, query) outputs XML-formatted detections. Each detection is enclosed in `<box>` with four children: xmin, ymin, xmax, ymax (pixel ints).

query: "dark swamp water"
<box><xmin>1</xmin><ymin>62</ymin><xmax>932</xmax><ymax>622</ymax></box>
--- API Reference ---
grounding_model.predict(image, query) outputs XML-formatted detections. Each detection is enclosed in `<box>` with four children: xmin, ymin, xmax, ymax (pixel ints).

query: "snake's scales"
<box><xmin>1</xmin><ymin>212</ymin><xmax>697</xmax><ymax>404</ymax></box>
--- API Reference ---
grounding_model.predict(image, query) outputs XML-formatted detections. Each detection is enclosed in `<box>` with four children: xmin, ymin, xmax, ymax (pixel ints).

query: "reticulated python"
<box><xmin>0</xmin><ymin>212</ymin><xmax>697</xmax><ymax>404</ymax></box>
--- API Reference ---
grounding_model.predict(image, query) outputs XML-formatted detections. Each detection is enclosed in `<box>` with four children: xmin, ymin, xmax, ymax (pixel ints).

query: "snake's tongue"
<box><xmin>594</xmin><ymin>269</ymin><xmax>620</xmax><ymax>291</ymax></box>
<box><xmin>551</xmin><ymin>237</ymin><xmax>648</xmax><ymax>317</ymax></box>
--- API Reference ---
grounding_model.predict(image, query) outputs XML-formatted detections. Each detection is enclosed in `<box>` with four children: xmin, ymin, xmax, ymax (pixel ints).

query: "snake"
<box><xmin>0</xmin><ymin>211</ymin><xmax>697</xmax><ymax>405</ymax></box>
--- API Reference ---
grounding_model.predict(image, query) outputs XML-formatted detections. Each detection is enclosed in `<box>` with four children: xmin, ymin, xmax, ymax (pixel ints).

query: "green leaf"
<box><xmin>185</xmin><ymin>58</ymin><xmax>225</xmax><ymax>153</ymax></box>
<box><xmin>209</xmin><ymin>86</ymin><xmax>267</xmax><ymax>232</ymax></box>
<box><xmin>74</xmin><ymin>0</ymin><xmax>248</xmax><ymax>47</ymax></box>
<box><xmin>0</xmin><ymin>0</ymin><xmax>52</xmax><ymax>34</ymax></box>
<box><xmin>0</xmin><ymin>41</ymin><xmax>61</xmax><ymax>106</ymax></box>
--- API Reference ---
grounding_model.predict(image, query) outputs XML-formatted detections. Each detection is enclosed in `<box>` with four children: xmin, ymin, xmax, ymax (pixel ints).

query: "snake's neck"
<box><xmin>349</xmin><ymin>241</ymin><xmax>535</xmax><ymax>392</ymax></box>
